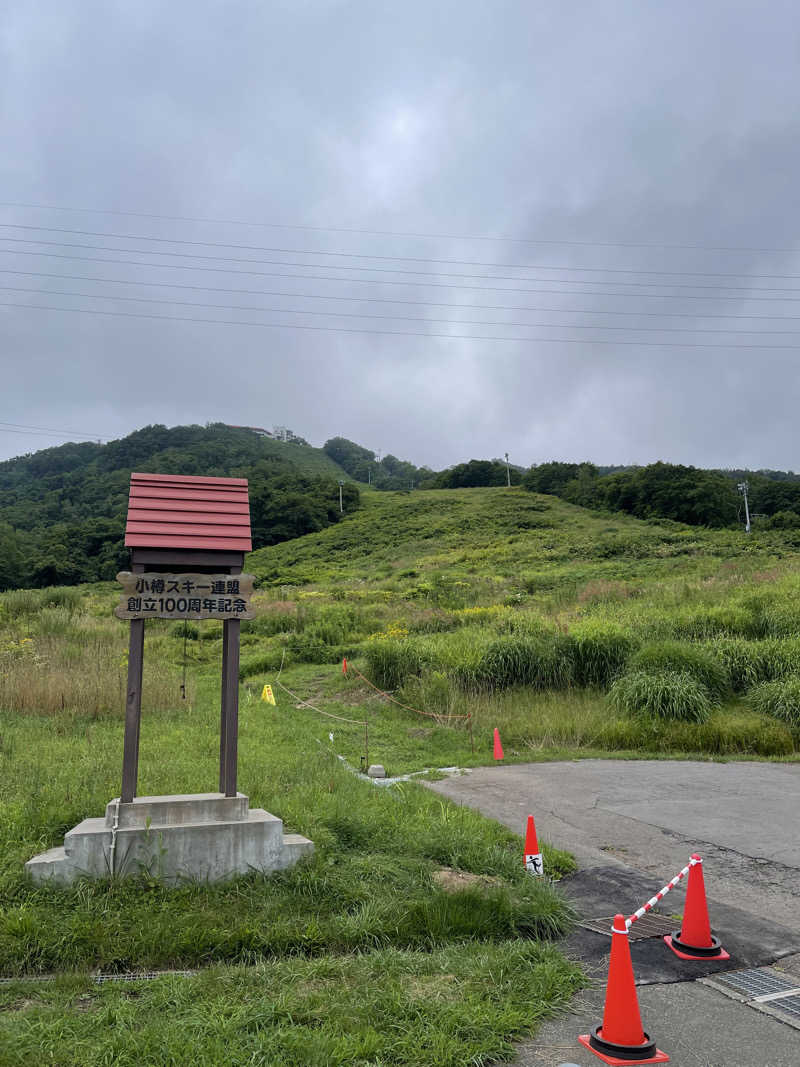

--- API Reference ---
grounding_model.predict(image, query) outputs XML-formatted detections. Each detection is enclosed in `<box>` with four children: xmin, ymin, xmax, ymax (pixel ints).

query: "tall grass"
<box><xmin>749</xmin><ymin>677</ymin><xmax>800</xmax><ymax>728</ymax></box>
<box><xmin>569</xmin><ymin>620</ymin><xmax>637</xmax><ymax>687</ymax></box>
<box><xmin>0</xmin><ymin>621</ymin><xmax>187</xmax><ymax>718</ymax></box>
<box><xmin>628</xmin><ymin>641</ymin><xmax>730</xmax><ymax>701</ymax></box>
<box><xmin>1</xmin><ymin>586</ymin><xmax>83</xmax><ymax>619</ymax></box>
<box><xmin>705</xmin><ymin>637</ymin><xmax>800</xmax><ymax>692</ymax></box>
<box><xmin>607</xmin><ymin>670</ymin><xmax>714</xmax><ymax>723</ymax></box>
<box><xmin>476</xmin><ymin>634</ymin><xmax>573</xmax><ymax>691</ymax></box>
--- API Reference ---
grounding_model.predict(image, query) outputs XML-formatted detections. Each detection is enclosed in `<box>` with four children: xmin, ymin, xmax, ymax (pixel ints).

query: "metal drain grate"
<box><xmin>767</xmin><ymin>994</ymin><xmax>800</xmax><ymax>1023</ymax></box>
<box><xmin>93</xmin><ymin>970</ymin><xmax>197</xmax><ymax>983</ymax></box>
<box><xmin>579</xmin><ymin>913</ymin><xmax>677</xmax><ymax>940</ymax></box>
<box><xmin>1</xmin><ymin>969</ymin><xmax>197</xmax><ymax>986</ymax></box>
<box><xmin>712</xmin><ymin>968</ymin><xmax>795</xmax><ymax>999</ymax></box>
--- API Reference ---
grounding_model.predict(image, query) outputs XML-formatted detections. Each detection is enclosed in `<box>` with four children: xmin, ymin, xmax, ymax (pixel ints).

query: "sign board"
<box><xmin>524</xmin><ymin>852</ymin><xmax>544</xmax><ymax>876</ymax></box>
<box><xmin>115</xmin><ymin>572</ymin><xmax>256</xmax><ymax>620</ymax></box>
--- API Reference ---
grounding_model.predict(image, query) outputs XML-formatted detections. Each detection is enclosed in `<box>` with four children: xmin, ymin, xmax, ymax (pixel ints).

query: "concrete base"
<box><xmin>25</xmin><ymin>792</ymin><xmax>313</xmax><ymax>886</ymax></box>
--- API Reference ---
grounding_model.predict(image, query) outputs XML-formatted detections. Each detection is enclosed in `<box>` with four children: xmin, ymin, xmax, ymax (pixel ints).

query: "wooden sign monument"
<box><xmin>25</xmin><ymin>472</ymin><xmax>313</xmax><ymax>885</ymax></box>
<box><xmin>117</xmin><ymin>471</ymin><xmax>253</xmax><ymax>802</ymax></box>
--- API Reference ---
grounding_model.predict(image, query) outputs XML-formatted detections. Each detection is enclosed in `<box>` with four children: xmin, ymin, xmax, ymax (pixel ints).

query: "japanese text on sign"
<box><xmin>115</xmin><ymin>572</ymin><xmax>256</xmax><ymax>620</ymax></box>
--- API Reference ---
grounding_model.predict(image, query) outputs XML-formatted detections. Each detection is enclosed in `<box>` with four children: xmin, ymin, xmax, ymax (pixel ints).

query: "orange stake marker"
<box><xmin>492</xmin><ymin>727</ymin><xmax>504</xmax><ymax>760</ymax></box>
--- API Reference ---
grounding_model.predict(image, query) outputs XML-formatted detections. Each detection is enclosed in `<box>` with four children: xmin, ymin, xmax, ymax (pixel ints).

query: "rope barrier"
<box><xmin>273</xmin><ymin>676</ymin><xmax>368</xmax><ymax>727</ymax></box>
<box><xmin>273</xmin><ymin>650</ymin><xmax>367</xmax><ymax>725</ymax></box>
<box><xmin>272</xmin><ymin>651</ymin><xmax>369</xmax><ymax>766</ymax></box>
<box><xmin>346</xmin><ymin>662</ymin><xmax>471</xmax><ymax>724</ymax></box>
<box><xmin>625</xmin><ymin>855</ymin><xmax>701</xmax><ymax>929</ymax></box>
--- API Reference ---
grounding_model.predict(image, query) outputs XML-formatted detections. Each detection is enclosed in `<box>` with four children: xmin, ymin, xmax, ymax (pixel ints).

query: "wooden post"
<box><xmin>221</xmin><ymin>619</ymin><xmax>240</xmax><ymax>797</ymax></box>
<box><xmin>121</xmin><ymin>618</ymin><xmax>145</xmax><ymax>802</ymax></box>
<box><xmin>219</xmin><ymin>621</ymin><xmax>229</xmax><ymax>793</ymax></box>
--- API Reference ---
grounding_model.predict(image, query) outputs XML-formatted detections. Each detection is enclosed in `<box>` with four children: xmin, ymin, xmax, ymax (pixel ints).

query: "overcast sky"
<box><xmin>2</xmin><ymin>1</ymin><xmax>800</xmax><ymax>471</ymax></box>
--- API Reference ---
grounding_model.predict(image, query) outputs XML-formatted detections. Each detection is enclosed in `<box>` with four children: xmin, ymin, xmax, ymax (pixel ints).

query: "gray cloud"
<box><xmin>2</xmin><ymin>1</ymin><xmax>800</xmax><ymax>470</ymax></box>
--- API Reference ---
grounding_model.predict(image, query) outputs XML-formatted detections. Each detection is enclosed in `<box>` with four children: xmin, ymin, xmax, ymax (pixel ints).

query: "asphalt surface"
<box><xmin>426</xmin><ymin>760</ymin><xmax>800</xmax><ymax>1066</ymax></box>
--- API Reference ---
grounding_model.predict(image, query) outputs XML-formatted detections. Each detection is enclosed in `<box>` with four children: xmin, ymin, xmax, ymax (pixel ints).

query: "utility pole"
<box><xmin>504</xmin><ymin>452</ymin><xmax>511</xmax><ymax>488</ymax></box>
<box><xmin>367</xmin><ymin>466</ymin><xmax>371</xmax><ymax>486</ymax></box>
<box><xmin>737</xmin><ymin>481</ymin><xmax>751</xmax><ymax>534</ymax></box>
<box><xmin>338</xmin><ymin>480</ymin><xmax>344</xmax><ymax>514</ymax></box>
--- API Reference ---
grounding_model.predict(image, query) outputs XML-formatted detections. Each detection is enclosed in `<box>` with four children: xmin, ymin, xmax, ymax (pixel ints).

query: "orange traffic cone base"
<box><xmin>664</xmin><ymin>934</ymin><xmax>730</xmax><ymax>961</ymax></box>
<box><xmin>578</xmin><ymin>1030</ymin><xmax>669</xmax><ymax>1065</ymax></box>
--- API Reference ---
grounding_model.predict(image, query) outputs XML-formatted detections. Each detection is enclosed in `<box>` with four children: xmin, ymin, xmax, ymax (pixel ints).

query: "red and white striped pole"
<box><xmin>626</xmin><ymin>856</ymin><xmax>699</xmax><ymax>929</ymax></box>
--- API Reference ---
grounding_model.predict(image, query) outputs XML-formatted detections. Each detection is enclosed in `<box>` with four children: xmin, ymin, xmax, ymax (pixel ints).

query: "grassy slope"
<box><xmin>241</xmin><ymin>487</ymin><xmax>800</xmax><ymax>764</ymax></box>
<box><xmin>247</xmin><ymin>485</ymin><xmax>776</xmax><ymax>586</ymax></box>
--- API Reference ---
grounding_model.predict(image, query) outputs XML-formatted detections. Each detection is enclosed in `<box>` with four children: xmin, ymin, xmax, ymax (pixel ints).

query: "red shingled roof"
<box><xmin>125</xmin><ymin>473</ymin><xmax>252</xmax><ymax>552</ymax></box>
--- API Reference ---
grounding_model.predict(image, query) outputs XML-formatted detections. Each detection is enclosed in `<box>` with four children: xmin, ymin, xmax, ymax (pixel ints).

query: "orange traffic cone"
<box><xmin>342</xmin><ymin>657</ymin><xmax>348</xmax><ymax>674</ymax></box>
<box><xmin>493</xmin><ymin>727</ymin><xmax>504</xmax><ymax>760</ymax></box>
<box><xmin>524</xmin><ymin>815</ymin><xmax>543</xmax><ymax>876</ymax></box>
<box><xmin>579</xmin><ymin>914</ymin><xmax>669</xmax><ymax>1064</ymax></box>
<box><xmin>665</xmin><ymin>854</ymin><xmax>729</xmax><ymax>961</ymax></box>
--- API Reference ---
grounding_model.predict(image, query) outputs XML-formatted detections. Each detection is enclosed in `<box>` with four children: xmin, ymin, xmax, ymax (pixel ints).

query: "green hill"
<box><xmin>240</xmin><ymin>485</ymin><xmax>800</xmax><ymax>760</ymax></box>
<box><xmin>246</xmin><ymin>485</ymin><xmax>766</xmax><ymax>590</ymax></box>
<box><xmin>0</xmin><ymin>423</ymin><xmax>357</xmax><ymax>590</ymax></box>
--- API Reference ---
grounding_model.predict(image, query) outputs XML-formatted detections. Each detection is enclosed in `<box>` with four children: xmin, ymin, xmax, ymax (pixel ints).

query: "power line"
<box><xmin>5</xmin><ymin>248</ymin><xmax>800</xmax><ymax>302</ymax></box>
<box><xmin>0</xmin><ymin>425</ymin><xmax>104</xmax><ymax>441</ymax></box>
<box><xmin>3</xmin><ymin>222</ymin><xmax>800</xmax><ymax>281</ymax></box>
<box><xmin>5</xmin><ymin>284</ymin><xmax>800</xmax><ymax>337</ymax></box>
<box><xmin>4</xmin><ymin>299</ymin><xmax>800</xmax><ymax>348</ymax></box>
<box><xmin>4</xmin><ymin>235</ymin><xmax>800</xmax><ymax>293</ymax></box>
<box><xmin>2</xmin><ymin>199</ymin><xmax>799</xmax><ymax>255</ymax></box>
<box><xmin>0</xmin><ymin>419</ymin><xmax>102</xmax><ymax>438</ymax></box>
<box><xmin>6</xmin><ymin>267</ymin><xmax>800</xmax><ymax>322</ymax></box>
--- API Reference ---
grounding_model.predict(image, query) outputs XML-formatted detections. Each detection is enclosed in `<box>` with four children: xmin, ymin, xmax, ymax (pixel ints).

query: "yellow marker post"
<box><xmin>260</xmin><ymin>684</ymin><xmax>276</xmax><ymax>705</ymax></box>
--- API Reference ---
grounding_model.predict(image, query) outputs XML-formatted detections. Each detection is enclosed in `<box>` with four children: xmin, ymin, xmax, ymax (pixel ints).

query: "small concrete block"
<box><xmin>280</xmin><ymin>833</ymin><xmax>315</xmax><ymax>867</ymax></box>
<box><xmin>24</xmin><ymin>846</ymin><xmax>75</xmax><ymax>884</ymax></box>
<box><xmin>367</xmin><ymin>764</ymin><xmax>386</xmax><ymax>778</ymax></box>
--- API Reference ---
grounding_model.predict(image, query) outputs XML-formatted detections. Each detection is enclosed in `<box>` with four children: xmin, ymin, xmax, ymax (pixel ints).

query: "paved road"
<box><xmin>427</xmin><ymin>760</ymin><xmax>800</xmax><ymax>1066</ymax></box>
<box><xmin>428</xmin><ymin>759</ymin><xmax>800</xmax><ymax>927</ymax></box>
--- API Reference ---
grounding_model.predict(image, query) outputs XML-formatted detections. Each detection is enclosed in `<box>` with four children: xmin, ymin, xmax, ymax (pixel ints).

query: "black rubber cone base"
<box><xmin>579</xmin><ymin>1025</ymin><xmax>669</xmax><ymax>1064</ymax></box>
<box><xmin>668</xmin><ymin>930</ymin><xmax>728</xmax><ymax>958</ymax></box>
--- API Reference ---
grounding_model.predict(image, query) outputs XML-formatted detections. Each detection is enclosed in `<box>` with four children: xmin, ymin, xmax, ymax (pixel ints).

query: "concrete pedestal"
<box><xmin>25</xmin><ymin>793</ymin><xmax>313</xmax><ymax>885</ymax></box>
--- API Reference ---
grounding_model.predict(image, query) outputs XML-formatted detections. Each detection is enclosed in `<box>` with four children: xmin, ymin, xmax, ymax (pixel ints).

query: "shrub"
<box><xmin>749</xmin><ymin>677</ymin><xmax>800</xmax><ymax>728</ymax></box>
<box><xmin>629</xmin><ymin>641</ymin><xmax>729</xmax><ymax>701</ymax></box>
<box><xmin>364</xmin><ymin>639</ymin><xmax>426</xmax><ymax>689</ymax></box>
<box><xmin>476</xmin><ymin>634</ymin><xmax>574</xmax><ymax>691</ymax></box>
<box><xmin>607</xmin><ymin>670</ymin><xmax>714</xmax><ymax>722</ymax></box>
<box><xmin>569</xmin><ymin>620</ymin><xmax>638</xmax><ymax>687</ymax></box>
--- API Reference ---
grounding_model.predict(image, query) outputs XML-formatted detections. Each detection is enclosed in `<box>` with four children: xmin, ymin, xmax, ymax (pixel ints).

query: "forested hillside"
<box><xmin>523</xmin><ymin>461</ymin><xmax>800</xmax><ymax>529</ymax></box>
<box><xmin>0</xmin><ymin>424</ymin><xmax>358</xmax><ymax>590</ymax></box>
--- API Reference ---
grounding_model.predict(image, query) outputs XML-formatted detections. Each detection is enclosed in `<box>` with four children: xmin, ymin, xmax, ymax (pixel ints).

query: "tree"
<box><xmin>435</xmin><ymin>459</ymin><xmax>520</xmax><ymax>488</ymax></box>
